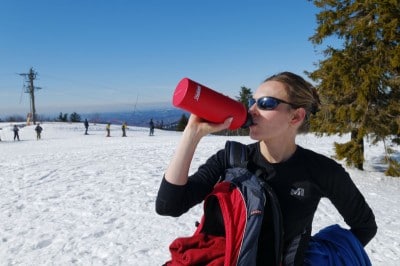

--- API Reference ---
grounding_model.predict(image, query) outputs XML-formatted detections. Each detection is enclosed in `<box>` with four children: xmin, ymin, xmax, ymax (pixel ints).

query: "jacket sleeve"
<box><xmin>316</xmin><ymin>158</ymin><xmax>377</xmax><ymax>246</ymax></box>
<box><xmin>155</xmin><ymin>149</ymin><xmax>227</xmax><ymax>217</ymax></box>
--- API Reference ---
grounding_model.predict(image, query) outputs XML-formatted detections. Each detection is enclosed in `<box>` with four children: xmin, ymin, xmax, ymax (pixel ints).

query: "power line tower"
<box><xmin>19</xmin><ymin>67</ymin><xmax>42</xmax><ymax>125</ymax></box>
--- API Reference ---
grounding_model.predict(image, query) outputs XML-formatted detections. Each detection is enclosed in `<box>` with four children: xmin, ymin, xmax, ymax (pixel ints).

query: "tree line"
<box><xmin>1</xmin><ymin>112</ymin><xmax>82</xmax><ymax>123</ymax></box>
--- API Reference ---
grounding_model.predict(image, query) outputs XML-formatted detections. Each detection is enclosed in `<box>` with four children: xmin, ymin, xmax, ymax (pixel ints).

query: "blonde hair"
<box><xmin>264</xmin><ymin>72</ymin><xmax>320</xmax><ymax>133</ymax></box>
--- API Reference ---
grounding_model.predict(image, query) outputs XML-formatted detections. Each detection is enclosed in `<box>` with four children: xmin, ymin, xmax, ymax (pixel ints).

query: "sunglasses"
<box><xmin>248</xmin><ymin>96</ymin><xmax>296</xmax><ymax>110</ymax></box>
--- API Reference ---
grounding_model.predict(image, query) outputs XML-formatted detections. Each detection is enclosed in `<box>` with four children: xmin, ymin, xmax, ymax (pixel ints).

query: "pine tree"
<box><xmin>58</xmin><ymin>112</ymin><xmax>68</xmax><ymax>122</ymax></box>
<box><xmin>70</xmin><ymin>112</ymin><xmax>81</xmax><ymax>122</ymax></box>
<box><xmin>236</xmin><ymin>86</ymin><xmax>253</xmax><ymax>109</ymax></box>
<box><xmin>308</xmin><ymin>0</ymin><xmax>400</xmax><ymax>175</ymax></box>
<box><xmin>176</xmin><ymin>114</ymin><xmax>188</xmax><ymax>131</ymax></box>
<box><xmin>236</xmin><ymin>86</ymin><xmax>253</xmax><ymax>136</ymax></box>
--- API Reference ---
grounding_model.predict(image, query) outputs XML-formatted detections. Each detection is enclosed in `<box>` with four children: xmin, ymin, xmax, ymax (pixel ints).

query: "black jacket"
<box><xmin>156</xmin><ymin>142</ymin><xmax>377</xmax><ymax>265</ymax></box>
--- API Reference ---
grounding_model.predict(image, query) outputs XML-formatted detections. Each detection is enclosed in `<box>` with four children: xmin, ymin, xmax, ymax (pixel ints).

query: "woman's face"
<box><xmin>248</xmin><ymin>80</ymin><xmax>295</xmax><ymax>141</ymax></box>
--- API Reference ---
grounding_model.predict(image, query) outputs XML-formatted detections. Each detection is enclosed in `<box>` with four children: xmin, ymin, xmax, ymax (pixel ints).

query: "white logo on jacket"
<box><xmin>290</xmin><ymin>187</ymin><xmax>305</xmax><ymax>197</ymax></box>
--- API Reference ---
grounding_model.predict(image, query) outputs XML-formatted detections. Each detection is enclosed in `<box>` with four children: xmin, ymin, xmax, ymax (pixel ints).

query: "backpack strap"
<box><xmin>225</xmin><ymin>140</ymin><xmax>284</xmax><ymax>265</ymax></box>
<box><xmin>225</xmin><ymin>141</ymin><xmax>248</xmax><ymax>168</ymax></box>
<box><xmin>225</xmin><ymin>141</ymin><xmax>266</xmax><ymax>179</ymax></box>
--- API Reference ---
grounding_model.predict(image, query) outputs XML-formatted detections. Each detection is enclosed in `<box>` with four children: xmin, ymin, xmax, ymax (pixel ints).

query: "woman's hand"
<box><xmin>185</xmin><ymin>114</ymin><xmax>233</xmax><ymax>140</ymax></box>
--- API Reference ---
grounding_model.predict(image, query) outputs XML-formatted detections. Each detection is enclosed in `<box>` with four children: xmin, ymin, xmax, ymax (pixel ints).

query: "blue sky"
<box><xmin>0</xmin><ymin>0</ymin><xmax>326</xmax><ymax>117</ymax></box>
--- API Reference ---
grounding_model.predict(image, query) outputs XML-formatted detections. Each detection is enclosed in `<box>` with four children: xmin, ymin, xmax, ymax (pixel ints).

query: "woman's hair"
<box><xmin>264</xmin><ymin>71</ymin><xmax>321</xmax><ymax>133</ymax></box>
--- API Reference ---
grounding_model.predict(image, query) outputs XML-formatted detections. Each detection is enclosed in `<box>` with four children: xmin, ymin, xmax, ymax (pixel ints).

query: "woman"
<box><xmin>156</xmin><ymin>72</ymin><xmax>377</xmax><ymax>265</ymax></box>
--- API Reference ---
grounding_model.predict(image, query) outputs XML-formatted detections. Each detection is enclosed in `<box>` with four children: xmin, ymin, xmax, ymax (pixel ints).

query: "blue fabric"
<box><xmin>304</xmin><ymin>224</ymin><xmax>372</xmax><ymax>266</ymax></box>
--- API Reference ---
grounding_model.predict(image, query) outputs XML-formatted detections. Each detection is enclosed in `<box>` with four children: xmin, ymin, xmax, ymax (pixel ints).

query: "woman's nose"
<box><xmin>248</xmin><ymin>102</ymin><xmax>257</xmax><ymax>114</ymax></box>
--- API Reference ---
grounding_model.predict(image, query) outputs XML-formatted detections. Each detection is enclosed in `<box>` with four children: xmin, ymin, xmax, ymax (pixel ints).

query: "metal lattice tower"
<box><xmin>19</xmin><ymin>68</ymin><xmax>41</xmax><ymax>125</ymax></box>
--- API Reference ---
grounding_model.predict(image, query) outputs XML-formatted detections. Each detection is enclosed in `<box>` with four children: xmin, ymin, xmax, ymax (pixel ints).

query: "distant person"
<box><xmin>106</xmin><ymin>123</ymin><xmax>111</xmax><ymax>137</ymax></box>
<box><xmin>84</xmin><ymin>119</ymin><xmax>89</xmax><ymax>135</ymax></box>
<box><xmin>13</xmin><ymin>125</ymin><xmax>20</xmax><ymax>141</ymax></box>
<box><xmin>122</xmin><ymin>122</ymin><xmax>127</xmax><ymax>137</ymax></box>
<box><xmin>35</xmin><ymin>123</ymin><xmax>43</xmax><ymax>140</ymax></box>
<box><xmin>149</xmin><ymin>119</ymin><xmax>155</xmax><ymax>136</ymax></box>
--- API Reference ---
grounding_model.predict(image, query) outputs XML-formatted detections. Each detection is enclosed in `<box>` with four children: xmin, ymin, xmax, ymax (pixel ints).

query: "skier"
<box><xmin>149</xmin><ymin>119</ymin><xmax>155</xmax><ymax>136</ymax></box>
<box><xmin>13</xmin><ymin>125</ymin><xmax>20</xmax><ymax>141</ymax></box>
<box><xmin>84</xmin><ymin>119</ymin><xmax>89</xmax><ymax>135</ymax></box>
<box><xmin>122</xmin><ymin>122</ymin><xmax>127</xmax><ymax>137</ymax></box>
<box><xmin>106</xmin><ymin>123</ymin><xmax>111</xmax><ymax>137</ymax></box>
<box><xmin>35</xmin><ymin>123</ymin><xmax>43</xmax><ymax>140</ymax></box>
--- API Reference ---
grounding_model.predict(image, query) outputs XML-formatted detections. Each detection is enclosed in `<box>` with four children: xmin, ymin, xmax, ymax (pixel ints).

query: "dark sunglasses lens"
<box><xmin>258</xmin><ymin>97</ymin><xmax>279</xmax><ymax>110</ymax></box>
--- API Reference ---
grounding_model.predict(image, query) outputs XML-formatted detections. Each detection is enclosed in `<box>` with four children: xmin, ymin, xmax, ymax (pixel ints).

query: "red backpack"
<box><xmin>164</xmin><ymin>141</ymin><xmax>283</xmax><ymax>266</ymax></box>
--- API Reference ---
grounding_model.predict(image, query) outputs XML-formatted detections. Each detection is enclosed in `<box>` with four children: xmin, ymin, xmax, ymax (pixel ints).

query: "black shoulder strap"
<box><xmin>225</xmin><ymin>141</ymin><xmax>248</xmax><ymax>168</ymax></box>
<box><xmin>225</xmin><ymin>141</ymin><xmax>283</xmax><ymax>265</ymax></box>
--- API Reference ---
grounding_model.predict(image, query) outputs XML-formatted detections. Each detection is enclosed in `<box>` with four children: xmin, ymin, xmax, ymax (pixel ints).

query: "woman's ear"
<box><xmin>290</xmin><ymin>108</ymin><xmax>306</xmax><ymax>125</ymax></box>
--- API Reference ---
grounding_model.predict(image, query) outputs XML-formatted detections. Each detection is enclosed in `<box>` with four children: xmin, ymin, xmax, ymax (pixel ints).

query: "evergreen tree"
<box><xmin>176</xmin><ymin>114</ymin><xmax>188</xmax><ymax>131</ymax></box>
<box><xmin>236</xmin><ymin>86</ymin><xmax>253</xmax><ymax>136</ymax></box>
<box><xmin>236</xmin><ymin>86</ymin><xmax>253</xmax><ymax>109</ymax></box>
<box><xmin>58</xmin><ymin>112</ymin><xmax>68</xmax><ymax>122</ymax></box>
<box><xmin>70</xmin><ymin>112</ymin><xmax>81</xmax><ymax>122</ymax></box>
<box><xmin>308</xmin><ymin>0</ymin><xmax>400</xmax><ymax>175</ymax></box>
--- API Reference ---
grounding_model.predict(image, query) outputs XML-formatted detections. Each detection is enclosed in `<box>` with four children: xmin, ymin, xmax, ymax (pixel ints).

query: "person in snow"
<box><xmin>84</xmin><ymin>119</ymin><xmax>89</xmax><ymax>135</ymax></box>
<box><xmin>122</xmin><ymin>122</ymin><xmax>127</xmax><ymax>137</ymax></box>
<box><xmin>155</xmin><ymin>71</ymin><xmax>377</xmax><ymax>265</ymax></box>
<box><xmin>13</xmin><ymin>125</ymin><xmax>20</xmax><ymax>141</ymax></box>
<box><xmin>35</xmin><ymin>123</ymin><xmax>43</xmax><ymax>140</ymax></box>
<box><xmin>106</xmin><ymin>123</ymin><xmax>111</xmax><ymax>137</ymax></box>
<box><xmin>149</xmin><ymin>119</ymin><xmax>155</xmax><ymax>136</ymax></box>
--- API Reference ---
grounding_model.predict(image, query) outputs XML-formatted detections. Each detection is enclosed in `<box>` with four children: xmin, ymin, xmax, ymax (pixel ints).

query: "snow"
<box><xmin>0</xmin><ymin>122</ymin><xmax>399</xmax><ymax>265</ymax></box>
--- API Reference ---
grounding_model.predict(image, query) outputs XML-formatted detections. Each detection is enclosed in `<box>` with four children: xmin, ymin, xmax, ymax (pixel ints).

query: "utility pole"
<box><xmin>19</xmin><ymin>68</ymin><xmax>41</xmax><ymax>125</ymax></box>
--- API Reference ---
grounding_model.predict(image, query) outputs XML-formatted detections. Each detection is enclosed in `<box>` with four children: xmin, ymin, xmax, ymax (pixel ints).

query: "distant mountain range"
<box><xmin>83</xmin><ymin>107</ymin><xmax>188</xmax><ymax>128</ymax></box>
<box><xmin>0</xmin><ymin>105</ymin><xmax>188</xmax><ymax>129</ymax></box>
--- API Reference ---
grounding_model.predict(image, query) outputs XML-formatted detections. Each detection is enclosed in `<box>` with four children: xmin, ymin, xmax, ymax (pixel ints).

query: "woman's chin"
<box><xmin>249</xmin><ymin>128</ymin><xmax>259</xmax><ymax>140</ymax></box>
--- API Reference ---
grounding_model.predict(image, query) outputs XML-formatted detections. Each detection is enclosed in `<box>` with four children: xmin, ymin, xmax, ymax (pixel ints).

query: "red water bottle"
<box><xmin>172</xmin><ymin>78</ymin><xmax>252</xmax><ymax>130</ymax></box>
